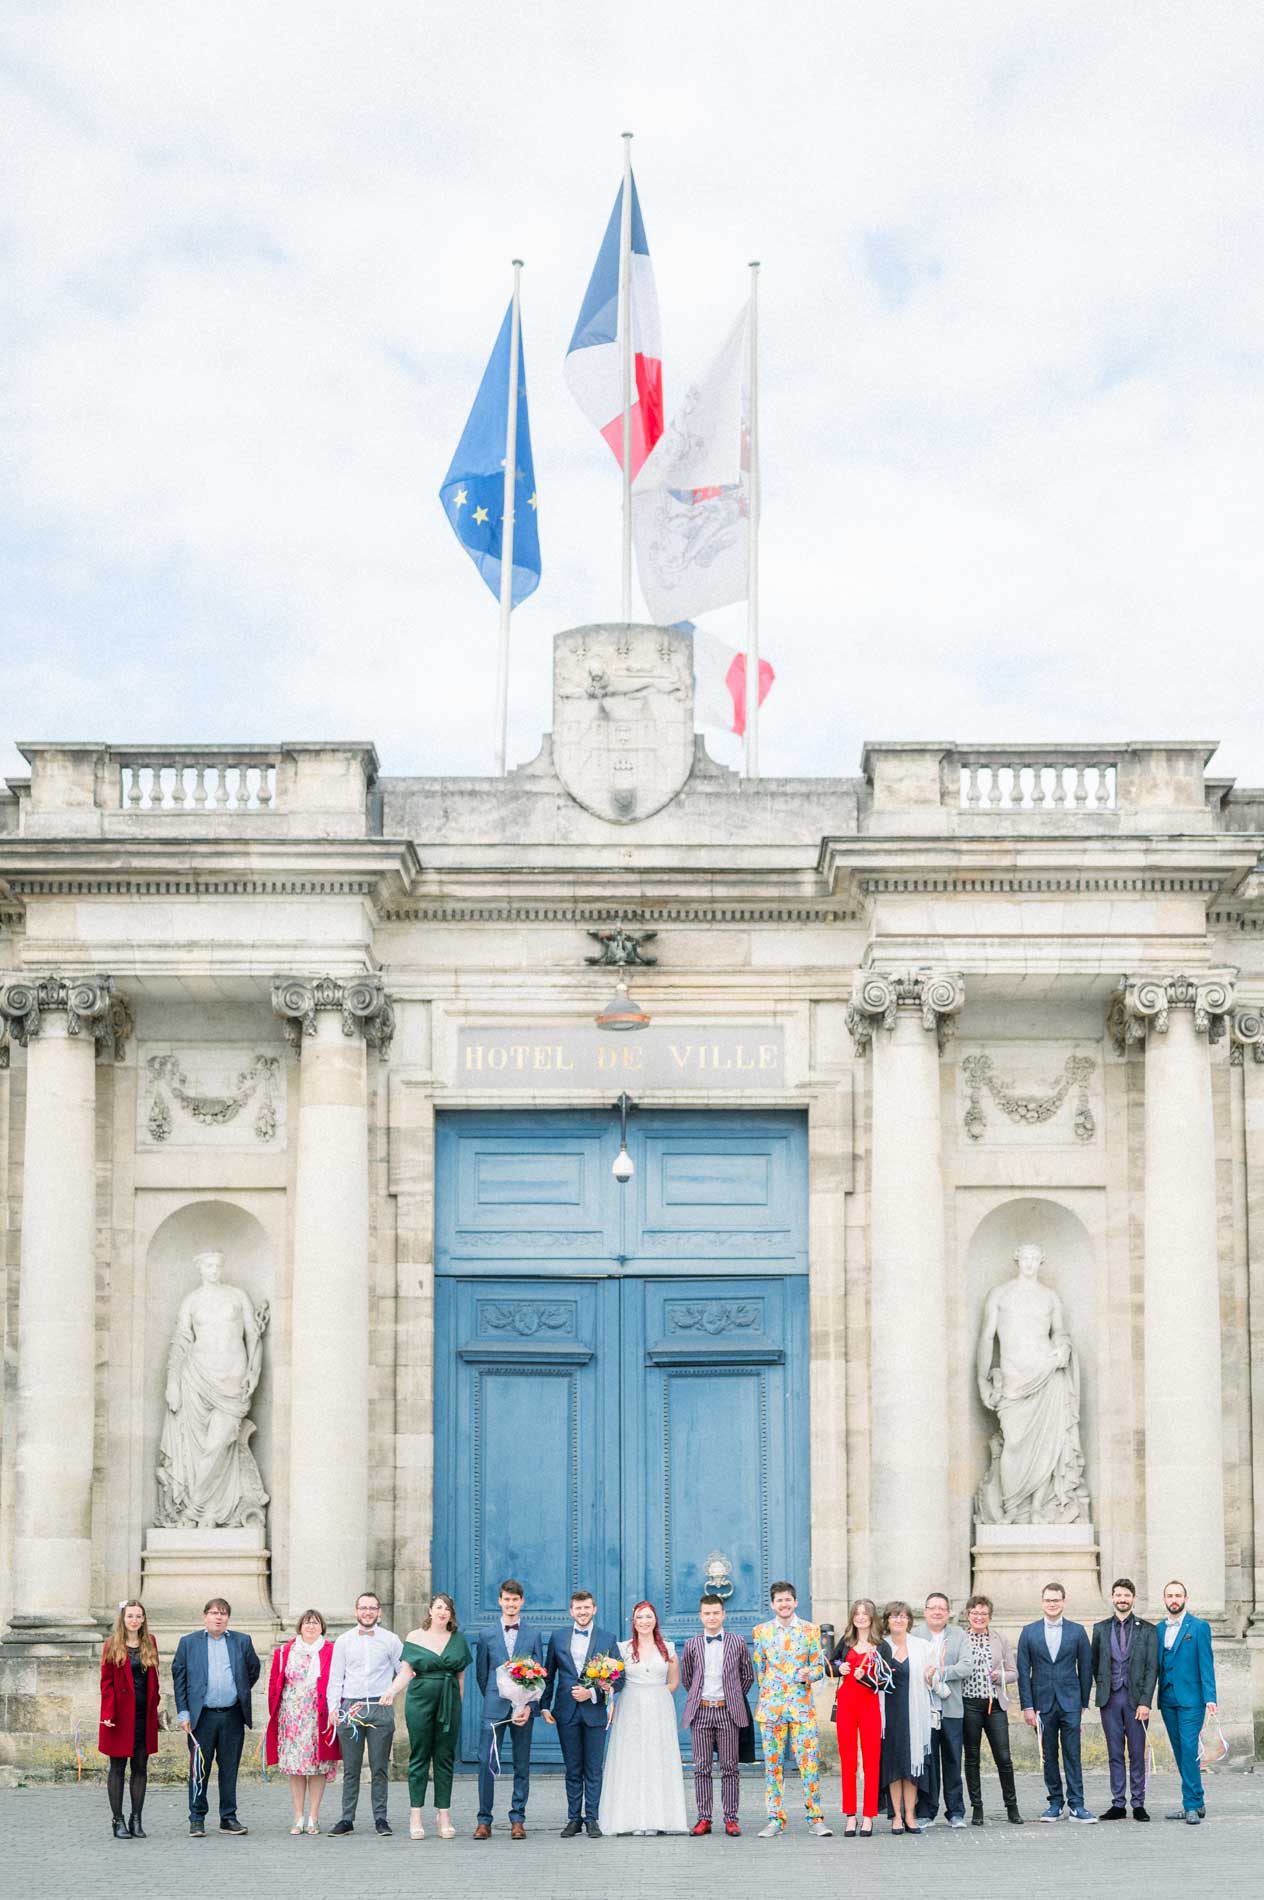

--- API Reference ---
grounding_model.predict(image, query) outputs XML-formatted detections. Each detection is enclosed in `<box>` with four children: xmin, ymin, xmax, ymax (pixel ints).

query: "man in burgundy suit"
<box><xmin>680</xmin><ymin>1592</ymin><xmax>755</xmax><ymax>1836</ymax></box>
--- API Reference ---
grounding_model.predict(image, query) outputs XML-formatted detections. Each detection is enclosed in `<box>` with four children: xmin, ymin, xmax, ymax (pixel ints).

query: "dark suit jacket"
<box><xmin>1090</xmin><ymin>1614</ymin><xmax>1159</xmax><ymax>1710</ymax></box>
<box><xmin>680</xmin><ymin>1629</ymin><xmax>755</xmax><ymax>1729</ymax></box>
<box><xmin>1156</xmin><ymin>1614</ymin><xmax>1216</xmax><ymax>1710</ymax></box>
<box><xmin>1016</xmin><ymin>1619</ymin><xmax>1092</xmax><ymax>1716</ymax></box>
<box><xmin>475</xmin><ymin>1625</ymin><xmax>543</xmax><ymax>1721</ymax></box>
<box><xmin>543</xmin><ymin>1625</ymin><xmax>623</xmax><ymax>1729</ymax></box>
<box><xmin>171</xmin><ymin>1627</ymin><xmax>260</xmax><ymax>1731</ymax></box>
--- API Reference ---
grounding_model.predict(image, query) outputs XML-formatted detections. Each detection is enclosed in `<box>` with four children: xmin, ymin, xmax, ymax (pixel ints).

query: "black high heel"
<box><xmin>859</xmin><ymin>1822</ymin><xmax>873</xmax><ymax>1838</ymax></box>
<box><xmin>129</xmin><ymin>1815</ymin><xmax>146</xmax><ymax>1838</ymax></box>
<box><xmin>111</xmin><ymin>1818</ymin><xmax>132</xmax><ymax>1840</ymax></box>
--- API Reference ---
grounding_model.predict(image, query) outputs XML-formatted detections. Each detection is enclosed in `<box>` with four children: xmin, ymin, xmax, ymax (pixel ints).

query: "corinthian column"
<box><xmin>273</xmin><ymin>976</ymin><xmax>394</xmax><ymax>1619</ymax></box>
<box><xmin>848</xmin><ymin>968</ymin><xmax>964</xmax><ymax>1599</ymax></box>
<box><xmin>1</xmin><ymin>975</ymin><xmax>126</xmax><ymax>1639</ymax></box>
<box><xmin>1122</xmin><ymin>972</ymin><xmax>1232</xmax><ymax>1612</ymax></box>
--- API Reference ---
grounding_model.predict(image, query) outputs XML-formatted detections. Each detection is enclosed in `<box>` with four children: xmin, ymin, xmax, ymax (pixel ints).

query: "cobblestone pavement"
<box><xmin>2</xmin><ymin>1769</ymin><xmax>1259</xmax><ymax>1900</ymax></box>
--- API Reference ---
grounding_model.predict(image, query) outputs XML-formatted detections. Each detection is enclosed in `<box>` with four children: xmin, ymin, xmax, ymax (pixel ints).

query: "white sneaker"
<box><xmin>920</xmin><ymin>1817</ymin><xmax>937</xmax><ymax>1830</ymax></box>
<box><xmin>949</xmin><ymin>1816</ymin><xmax>967</xmax><ymax>1829</ymax></box>
<box><xmin>757</xmin><ymin>1820</ymin><xmax>785</xmax><ymax>1837</ymax></box>
<box><xmin>809</xmin><ymin>1820</ymin><xmax>833</xmax><ymax>1837</ymax></box>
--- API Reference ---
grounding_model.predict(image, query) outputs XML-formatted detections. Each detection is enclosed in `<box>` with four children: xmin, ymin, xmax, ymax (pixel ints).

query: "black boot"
<box><xmin>112</xmin><ymin>1817</ymin><xmax>132</xmax><ymax>1840</ymax></box>
<box><xmin>971</xmin><ymin>1805</ymin><xmax>985</xmax><ymax>1826</ymax></box>
<box><xmin>129</xmin><ymin>1813</ymin><xmax>147</xmax><ymax>1838</ymax></box>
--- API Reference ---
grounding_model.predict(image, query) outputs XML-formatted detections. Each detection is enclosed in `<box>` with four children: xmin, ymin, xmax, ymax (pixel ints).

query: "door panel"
<box><xmin>432</xmin><ymin>1111</ymin><xmax>810</xmax><ymax>1766</ymax></box>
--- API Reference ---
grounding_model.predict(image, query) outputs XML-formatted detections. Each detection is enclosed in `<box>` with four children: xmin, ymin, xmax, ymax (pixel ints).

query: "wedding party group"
<box><xmin>95</xmin><ymin>1571</ymin><xmax>1220</xmax><ymax>1845</ymax></box>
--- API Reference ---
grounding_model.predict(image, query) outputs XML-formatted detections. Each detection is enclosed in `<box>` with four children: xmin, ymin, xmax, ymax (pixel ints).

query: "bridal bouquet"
<box><xmin>496</xmin><ymin>1654</ymin><xmax>548</xmax><ymax>1713</ymax></box>
<box><xmin>582</xmin><ymin>1653</ymin><xmax>626</xmax><ymax>1693</ymax></box>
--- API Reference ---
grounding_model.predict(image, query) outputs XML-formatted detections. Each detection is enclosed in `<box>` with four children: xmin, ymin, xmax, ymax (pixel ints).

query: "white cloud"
<box><xmin>2</xmin><ymin>0</ymin><xmax>1262</xmax><ymax>789</ymax></box>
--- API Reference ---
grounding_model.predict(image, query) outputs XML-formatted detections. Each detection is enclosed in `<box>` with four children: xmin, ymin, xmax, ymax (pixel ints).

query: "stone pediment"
<box><xmin>552</xmin><ymin>623</ymin><xmax>694</xmax><ymax>824</ymax></box>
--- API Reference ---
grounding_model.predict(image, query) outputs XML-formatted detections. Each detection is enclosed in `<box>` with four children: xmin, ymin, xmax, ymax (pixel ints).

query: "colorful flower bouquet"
<box><xmin>582</xmin><ymin>1652</ymin><xmax>626</xmax><ymax>1694</ymax></box>
<box><xmin>495</xmin><ymin>1654</ymin><xmax>548</xmax><ymax>1714</ymax></box>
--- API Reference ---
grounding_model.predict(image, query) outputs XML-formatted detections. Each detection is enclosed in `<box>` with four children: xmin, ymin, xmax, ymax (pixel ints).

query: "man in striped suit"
<box><xmin>680</xmin><ymin>1593</ymin><xmax>755</xmax><ymax>1836</ymax></box>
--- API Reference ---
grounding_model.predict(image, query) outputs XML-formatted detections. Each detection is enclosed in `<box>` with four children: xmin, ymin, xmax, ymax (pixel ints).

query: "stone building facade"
<box><xmin>1</xmin><ymin>623</ymin><xmax>1262</xmax><ymax>1766</ymax></box>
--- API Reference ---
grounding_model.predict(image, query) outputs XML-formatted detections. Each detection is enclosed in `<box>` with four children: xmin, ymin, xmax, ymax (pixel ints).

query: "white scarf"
<box><xmin>290</xmin><ymin>1635</ymin><xmax>324</xmax><ymax>1688</ymax></box>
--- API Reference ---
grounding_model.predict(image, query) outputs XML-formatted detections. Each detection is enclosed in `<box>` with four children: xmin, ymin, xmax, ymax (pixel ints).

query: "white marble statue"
<box><xmin>974</xmin><ymin>1242</ymin><xmax>1091</xmax><ymax>1525</ymax></box>
<box><xmin>156</xmin><ymin>1249</ymin><xmax>270</xmax><ymax>1530</ymax></box>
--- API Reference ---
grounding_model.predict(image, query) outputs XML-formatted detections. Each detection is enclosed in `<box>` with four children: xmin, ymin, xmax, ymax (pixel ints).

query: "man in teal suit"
<box><xmin>1156</xmin><ymin>1580</ymin><xmax>1217</xmax><ymax>1825</ymax></box>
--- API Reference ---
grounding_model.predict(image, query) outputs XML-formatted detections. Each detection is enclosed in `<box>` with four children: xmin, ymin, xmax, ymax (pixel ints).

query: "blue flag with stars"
<box><xmin>439</xmin><ymin>301</ymin><xmax>540</xmax><ymax>606</ymax></box>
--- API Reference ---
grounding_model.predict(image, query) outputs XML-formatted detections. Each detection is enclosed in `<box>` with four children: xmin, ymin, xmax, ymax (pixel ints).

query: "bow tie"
<box><xmin>503</xmin><ymin>1625</ymin><xmax>519</xmax><ymax>1633</ymax></box>
<box><xmin>706</xmin><ymin>1636</ymin><xmax>723</xmax><ymax>1644</ymax></box>
<box><xmin>572</xmin><ymin>1629</ymin><xmax>589</xmax><ymax>1639</ymax></box>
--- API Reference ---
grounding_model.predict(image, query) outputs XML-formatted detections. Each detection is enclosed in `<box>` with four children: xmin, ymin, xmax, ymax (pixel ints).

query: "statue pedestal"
<box><xmin>971</xmin><ymin>1522</ymin><xmax>1102</xmax><ymax>1623</ymax></box>
<box><xmin>141</xmin><ymin>1527</ymin><xmax>280</xmax><ymax>1648</ymax></box>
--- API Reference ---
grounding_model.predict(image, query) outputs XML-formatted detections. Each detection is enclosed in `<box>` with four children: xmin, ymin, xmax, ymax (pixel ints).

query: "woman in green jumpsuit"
<box><xmin>381</xmin><ymin>1593</ymin><xmax>472</xmax><ymax>1839</ymax></box>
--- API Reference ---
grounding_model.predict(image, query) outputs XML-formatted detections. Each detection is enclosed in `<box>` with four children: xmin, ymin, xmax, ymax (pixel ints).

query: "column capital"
<box><xmin>1230</xmin><ymin>1006</ymin><xmax>1264</xmax><ymax>1065</ymax></box>
<box><xmin>1119</xmin><ymin>972</ymin><xmax>1235</xmax><ymax>1043</ymax></box>
<box><xmin>0</xmin><ymin>973</ymin><xmax>131</xmax><ymax>1059</ymax></box>
<box><xmin>846</xmin><ymin>967</ymin><xmax>965</xmax><ymax>1054</ymax></box>
<box><xmin>271</xmin><ymin>973</ymin><xmax>395</xmax><ymax>1058</ymax></box>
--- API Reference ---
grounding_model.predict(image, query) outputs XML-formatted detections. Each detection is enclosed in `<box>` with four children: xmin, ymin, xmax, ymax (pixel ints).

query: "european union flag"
<box><xmin>439</xmin><ymin>301</ymin><xmax>540</xmax><ymax>606</ymax></box>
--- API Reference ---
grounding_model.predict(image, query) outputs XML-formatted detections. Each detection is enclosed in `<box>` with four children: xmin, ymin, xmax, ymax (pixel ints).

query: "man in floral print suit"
<box><xmin>751</xmin><ymin>1581</ymin><xmax>832</xmax><ymax>1837</ymax></box>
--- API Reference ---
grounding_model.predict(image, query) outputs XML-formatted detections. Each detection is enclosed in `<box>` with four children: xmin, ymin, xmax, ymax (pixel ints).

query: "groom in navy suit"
<box><xmin>1017</xmin><ymin>1581</ymin><xmax>1095</xmax><ymax>1823</ymax></box>
<box><xmin>474</xmin><ymin>1579</ymin><xmax>542</xmax><ymax>1839</ymax></box>
<box><xmin>542</xmin><ymin>1589</ymin><xmax>623</xmax><ymax>1837</ymax></box>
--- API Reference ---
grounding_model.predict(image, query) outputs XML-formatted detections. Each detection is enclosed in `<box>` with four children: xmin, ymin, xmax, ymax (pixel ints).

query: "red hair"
<box><xmin>630</xmin><ymin>1600</ymin><xmax>668</xmax><ymax>1663</ymax></box>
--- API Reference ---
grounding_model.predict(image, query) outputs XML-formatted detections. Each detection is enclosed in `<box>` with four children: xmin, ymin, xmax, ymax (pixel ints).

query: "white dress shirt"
<box><xmin>701</xmin><ymin>1633</ymin><xmax>726</xmax><ymax>1699</ymax></box>
<box><xmin>570</xmin><ymin>1625</ymin><xmax>597</xmax><ymax>1701</ymax></box>
<box><xmin>1043</xmin><ymin>1617</ymin><xmax>1063</xmax><ymax>1661</ymax></box>
<box><xmin>1164</xmin><ymin>1612</ymin><xmax>1186</xmax><ymax>1650</ymax></box>
<box><xmin>502</xmin><ymin>1621</ymin><xmax>519</xmax><ymax>1657</ymax></box>
<box><xmin>327</xmin><ymin>1624</ymin><xmax>404</xmax><ymax>1706</ymax></box>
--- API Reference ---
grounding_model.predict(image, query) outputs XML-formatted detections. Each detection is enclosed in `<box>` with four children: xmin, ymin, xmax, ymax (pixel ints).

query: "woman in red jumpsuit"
<box><xmin>832</xmin><ymin>1598</ymin><xmax>889</xmax><ymax>1835</ymax></box>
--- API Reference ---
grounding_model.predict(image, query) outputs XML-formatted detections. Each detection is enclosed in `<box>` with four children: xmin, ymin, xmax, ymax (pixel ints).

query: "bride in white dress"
<box><xmin>597</xmin><ymin>1602</ymin><xmax>688</xmax><ymax>1835</ymax></box>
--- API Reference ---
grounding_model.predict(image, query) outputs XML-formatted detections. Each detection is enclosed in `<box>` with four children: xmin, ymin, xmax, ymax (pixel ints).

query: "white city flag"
<box><xmin>632</xmin><ymin>305</ymin><xmax>750</xmax><ymax>624</ymax></box>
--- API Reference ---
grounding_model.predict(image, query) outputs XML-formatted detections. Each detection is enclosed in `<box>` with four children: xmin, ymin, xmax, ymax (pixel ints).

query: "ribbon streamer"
<box><xmin>188</xmin><ymin>1734</ymin><xmax>208</xmax><ymax>1806</ymax></box>
<box><xmin>73</xmin><ymin>1721</ymin><xmax>84</xmax><ymax>1783</ymax></box>
<box><xmin>1198</xmin><ymin>1718</ymin><xmax>1229</xmax><ymax>1765</ymax></box>
<box><xmin>251</xmin><ymin>1731</ymin><xmax>270</xmax><ymax>1782</ymax></box>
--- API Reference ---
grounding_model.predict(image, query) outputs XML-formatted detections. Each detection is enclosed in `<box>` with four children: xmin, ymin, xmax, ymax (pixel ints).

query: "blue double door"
<box><xmin>433</xmin><ymin>1110</ymin><xmax>810</xmax><ymax>1764</ymax></box>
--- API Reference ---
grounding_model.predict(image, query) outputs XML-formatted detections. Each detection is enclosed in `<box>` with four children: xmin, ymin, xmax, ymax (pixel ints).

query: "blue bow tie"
<box><xmin>572</xmin><ymin>1629</ymin><xmax>589</xmax><ymax>1639</ymax></box>
<box><xmin>706</xmin><ymin>1636</ymin><xmax>722</xmax><ymax>1644</ymax></box>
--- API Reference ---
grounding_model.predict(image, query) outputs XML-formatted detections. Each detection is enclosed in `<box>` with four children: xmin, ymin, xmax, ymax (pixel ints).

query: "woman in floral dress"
<box><xmin>266</xmin><ymin>1610</ymin><xmax>341</xmax><ymax>1834</ymax></box>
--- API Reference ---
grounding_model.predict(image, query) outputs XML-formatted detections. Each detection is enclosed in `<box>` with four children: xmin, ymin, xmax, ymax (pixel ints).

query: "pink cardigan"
<box><xmin>265</xmin><ymin>1638</ymin><xmax>342</xmax><ymax>1767</ymax></box>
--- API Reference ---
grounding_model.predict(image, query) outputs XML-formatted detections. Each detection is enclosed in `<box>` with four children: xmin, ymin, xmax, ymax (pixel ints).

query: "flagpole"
<box><xmin>744</xmin><ymin>259</ymin><xmax>761</xmax><ymax>778</ymax></box>
<box><xmin>493</xmin><ymin>259</ymin><xmax>523</xmax><ymax>777</ymax></box>
<box><xmin>619</xmin><ymin>131</ymin><xmax>634</xmax><ymax>621</ymax></box>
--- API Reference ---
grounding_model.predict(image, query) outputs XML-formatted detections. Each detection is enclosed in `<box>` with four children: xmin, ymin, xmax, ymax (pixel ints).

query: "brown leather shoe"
<box><xmin>511</xmin><ymin>1821</ymin><xmax>527</xmax><ymax>1840</ymax></box>
<box><xmin>473</xmin><ymin>1823</ymin><xmax>492</xmax><ymax>1839</ymax></box>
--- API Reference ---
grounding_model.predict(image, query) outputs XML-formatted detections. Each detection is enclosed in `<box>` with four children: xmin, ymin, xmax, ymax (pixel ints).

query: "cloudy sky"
<box><xmin>3</xmin><ymin>1</ymin><xmax>1262</xmax><ymax>790</ymax></box>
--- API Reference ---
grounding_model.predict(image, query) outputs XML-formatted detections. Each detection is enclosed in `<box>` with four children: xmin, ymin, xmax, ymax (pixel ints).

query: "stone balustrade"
<box><xmin>956</xmin><ymin>748</ymin><xmax>1118</xmax><ymax>811</ymax></box>
<box><xmin>115</xmin><ymin>748</ymin><xmax>279</xmax><ymax>812</ymax></box>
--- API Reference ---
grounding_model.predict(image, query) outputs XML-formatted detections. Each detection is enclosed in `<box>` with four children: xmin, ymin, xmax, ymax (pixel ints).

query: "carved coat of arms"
<box><xmin>552</xmin><ymin>624</ymin><xmax>695</xmax><ymax>824</ymax></box>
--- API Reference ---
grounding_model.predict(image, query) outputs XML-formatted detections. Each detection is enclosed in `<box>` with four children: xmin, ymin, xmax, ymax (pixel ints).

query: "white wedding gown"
<box><xmin>597</xmin><ymin>1639</ymin><xmax>688</xmax><ymax>1835</ymax></box>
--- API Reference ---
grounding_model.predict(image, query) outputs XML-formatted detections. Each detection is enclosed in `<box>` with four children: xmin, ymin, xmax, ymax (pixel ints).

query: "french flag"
<box><xmin>564</xmin><ymin>173</ymin><xmax>663</xmax><ymax>479</ymax></box>
<box><xmin>691</xmin><ymin>626</ymin><xmax>775</xmax><ymax>738</ymax></box>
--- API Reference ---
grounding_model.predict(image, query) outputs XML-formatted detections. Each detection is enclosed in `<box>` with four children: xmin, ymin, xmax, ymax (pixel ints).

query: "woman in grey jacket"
<box><xmin>960</xmin><ymin>1595</ymin><xmax>1023</xmax><ymax>1825</ymax></box>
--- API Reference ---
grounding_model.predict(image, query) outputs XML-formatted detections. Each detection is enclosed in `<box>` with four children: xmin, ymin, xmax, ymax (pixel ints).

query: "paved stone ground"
<box><xmin>2</xmin><ymin>1769</ymin><xmax>1259</xmax><ymax>1900</ymax></box>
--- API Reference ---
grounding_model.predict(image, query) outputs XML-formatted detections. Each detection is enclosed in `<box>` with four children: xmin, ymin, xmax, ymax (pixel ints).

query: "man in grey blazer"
<box><xmin>915</xmin><ymin>1593</ymin><xmax>971</xmax><ymax>1827</ymax></box>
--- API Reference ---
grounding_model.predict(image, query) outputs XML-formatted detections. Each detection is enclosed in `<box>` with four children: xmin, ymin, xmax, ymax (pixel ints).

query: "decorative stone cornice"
<box><xmin>0</xmin><ymin>973</ymin><xmax>131</xmax><ymax>1059</ymax></box>
<box><xmin>1118</xmin><ymin>973</ymin><xmax>1235</xmax><ymax>1045</ymax></box>
<box><xmin>846</xmin><ymin>968</ymin><xmax>965</xmax><ymax>1054</ymax></box>
<box><xmin>271</xmin><ymin>975</ymin><xmax>395</xmax><ymax>1058</ymax></box>
<box><xmin>1230</xmin><ymin>1007</ymin><xmax>1264</xmax><ymax>1066</ymax></box>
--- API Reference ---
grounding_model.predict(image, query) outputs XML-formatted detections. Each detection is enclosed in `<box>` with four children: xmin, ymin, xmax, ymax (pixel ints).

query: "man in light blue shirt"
<box><xmin>171</xmin><ymin>1597</ymin><xmax>261</xmax><ymax>1838</ymax></box>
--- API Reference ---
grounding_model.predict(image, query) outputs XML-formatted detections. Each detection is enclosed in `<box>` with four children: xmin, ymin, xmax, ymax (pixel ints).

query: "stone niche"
<box><xmin>139</xmin><ymin>1197</ymin><xmax>280</xmax><ymax>1636</ymax></box>
<box><xmin>964</xmin><ymin>1195</ymin><xmax>1103</xmax><ymax>1619</ymax></box>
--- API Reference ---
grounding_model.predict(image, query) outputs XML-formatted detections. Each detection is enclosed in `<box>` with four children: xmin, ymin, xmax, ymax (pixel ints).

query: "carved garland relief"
<box><xmin>956</xmin><ymin>1044</ymin><xmax>1101</xmax><ymax>1147</ymax></box>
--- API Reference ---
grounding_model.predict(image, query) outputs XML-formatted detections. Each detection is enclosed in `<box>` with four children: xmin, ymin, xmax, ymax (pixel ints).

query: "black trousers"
<box><xmin>189</xmin><ymin>1705</ymin><xmax>245</xmax><ymax>1823</ymax></box>
<box><xmin>917</xmin><ymin>1715</ymin><xmax>964</xmax><ymax>1820</ymax></box>
<box><xmin>962</xmin><ymin>1697</ymin><xmax>1017</xmax><ymax>1811</ymax></box>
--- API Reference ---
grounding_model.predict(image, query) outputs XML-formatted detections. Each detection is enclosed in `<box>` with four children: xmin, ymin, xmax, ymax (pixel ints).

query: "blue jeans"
<box><xmin>477</xmin><ymin>1712</ymin><xmax>533</xmax><ymax>1825</ymax></box>
<box><xmin>1161</xmin><ymin>1703</ymin><xmax>1205</xmax><ymax>1812</ymax></box>
<box><xmin>1039</xmin><ymin>1705</ymin><xmax>1084</xmax><ymax>1812</ymax></box>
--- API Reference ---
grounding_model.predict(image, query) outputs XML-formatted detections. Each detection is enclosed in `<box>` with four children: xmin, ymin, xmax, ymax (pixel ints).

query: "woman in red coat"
<box><xmin>266</xmin><ymin>1610</ymin><xmax>341</xmax><ymax>1834</ymax></box>
<box><xmin>99</xmin><ymin>1600</ymin><xmax>161</xmax><ymax>1839</ymax></box>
